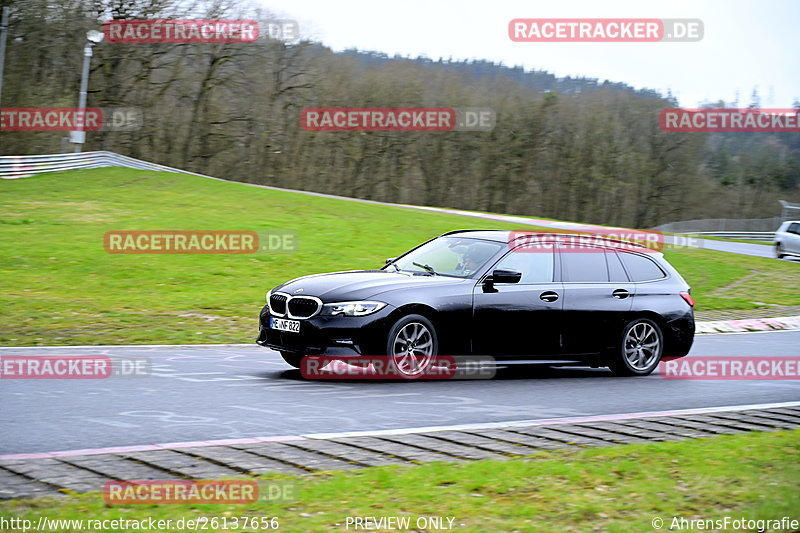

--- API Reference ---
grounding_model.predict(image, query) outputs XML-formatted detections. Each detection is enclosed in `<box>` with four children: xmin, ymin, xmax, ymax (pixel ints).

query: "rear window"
<box><xmin>607</xmin><ymin>251</ymin><xmax>629</xmax><ymax>282</ymax></box>
<box><xmin>619</xmin><ymin>252</ymin><xmax>666</xmax><ymax>282</ymax></box>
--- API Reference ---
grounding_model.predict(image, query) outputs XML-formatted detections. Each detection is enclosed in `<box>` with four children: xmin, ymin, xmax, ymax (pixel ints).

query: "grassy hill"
<box><xmin>1</xmin><ymin>168</ymin><xmax>798</xmax><ymax>346</ymax></box>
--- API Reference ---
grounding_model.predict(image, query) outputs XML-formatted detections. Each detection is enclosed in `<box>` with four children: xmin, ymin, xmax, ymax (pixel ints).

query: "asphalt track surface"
<box><xmin>1</xmin><ymin>330</ymin><xmax>798</xmax><ymax>455</ymax></box>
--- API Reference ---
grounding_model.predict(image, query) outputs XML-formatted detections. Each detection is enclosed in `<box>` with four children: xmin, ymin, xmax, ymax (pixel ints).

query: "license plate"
<box><xmin>270</xmin><ymin>317</ymin><xmax>300</xmax><ymax>333</ymax></box>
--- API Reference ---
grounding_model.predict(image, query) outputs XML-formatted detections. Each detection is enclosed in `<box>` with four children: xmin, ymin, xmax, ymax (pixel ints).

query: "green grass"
<box><xmin>665</xmin><ymin>246</ymin><xmax>800</xmax><ymax>310</ymax></box>
<box><xmin>0</xmin><ymin>168</ymin><xmax>544</xmax><ymax>345</ymax></box>
<box><xmin>1</xmin><ymin>431</ymin><xmax>797</xmax><ymax>532</ymax></box>
<box><xmin>0</xmin><ymin>168</ymin><xmax>798</xmax><ymax>345</ymax></box>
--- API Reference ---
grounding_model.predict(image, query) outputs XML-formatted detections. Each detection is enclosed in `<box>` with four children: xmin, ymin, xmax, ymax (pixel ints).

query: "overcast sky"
<box><xmin>257</xmin><ymin>0</ymin><xmax>799</xmax><ymax>108</ymax></box>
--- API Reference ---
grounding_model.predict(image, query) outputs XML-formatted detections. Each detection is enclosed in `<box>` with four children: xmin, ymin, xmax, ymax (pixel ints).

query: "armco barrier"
<box><xmin>653</xmin><ymin>216</ymin><xmax>783</xmax><ymax>233</ymax></box>
<box><xmin>0</xmin><ymin>151</ymin><xmax>218</xmax><ymax>180</ymax></box>
<box><xmin>690</xmin><ymin>231</ymin><xmax>776</xmax><ymax>242</ymax></box>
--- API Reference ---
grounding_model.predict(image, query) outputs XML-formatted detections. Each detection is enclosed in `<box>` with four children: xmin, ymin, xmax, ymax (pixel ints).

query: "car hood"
<box><xmin>275</xmin><ymin>270</ymin><xmax>467</xmax><ymax>302</ymax></box>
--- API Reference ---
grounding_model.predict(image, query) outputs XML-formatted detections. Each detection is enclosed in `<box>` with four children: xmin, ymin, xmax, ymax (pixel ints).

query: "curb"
<box><xmin>695</xmin><ymin>315</ymin><xmax>800</xmax><ymax>334</ymax></box>
<box><xmin>1</xmin><ymin>402</ymin><xmax>799</xmax><ymax>500</ymax></box>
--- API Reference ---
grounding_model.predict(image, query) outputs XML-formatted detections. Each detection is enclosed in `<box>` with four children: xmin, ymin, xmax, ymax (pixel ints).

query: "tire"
<box><xmin>776</xmin><ymin>244</ymin><xmax>785</xmax><ymax>259</ymax></box>
<box><xmin>280</xmin><ymin>351</ymin><xmax>304</xmax><ymax>369</ymax></box>
<box><xmin>385</xmin><ymin>314</ymin><xmax>438</xmax><ymax>377</ymax></box>
<box><xmin>608</xmin><ymin>318</ymin><xmax>664</xmax><ymax>376</ymax></box>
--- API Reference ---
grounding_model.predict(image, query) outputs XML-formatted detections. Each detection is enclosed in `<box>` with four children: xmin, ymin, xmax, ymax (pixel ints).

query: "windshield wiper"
<box><xmin>388</xmin><ymin>261</ymin><xmax>400</xmax><ymax>272</ymax></box>
<box><xmin>412</xmin><ymin>262</ymin><xmax>438</xmax><ymax>275</ymax></box>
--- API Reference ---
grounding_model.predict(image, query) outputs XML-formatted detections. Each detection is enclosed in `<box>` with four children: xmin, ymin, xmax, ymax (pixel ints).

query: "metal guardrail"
<box><xmin>688</xmin><ymin>231</ymin><xmax>776</xmax><ymax>242</ymax></box>
<box><xmin>0</xmin><ymin>151</ymin><xmax>218</xmax><ymax>180</ymax></box>
<box><xmin>654</xmin><ymin>217</ymin><xmax>783</xmax><ymax>233</ymax></box>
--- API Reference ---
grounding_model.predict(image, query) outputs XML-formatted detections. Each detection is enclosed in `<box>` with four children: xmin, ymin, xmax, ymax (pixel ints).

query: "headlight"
<box><xmin>321</xmin><ymin>301</ymin><xmax>387</xmax><ymax>316</ymax></box>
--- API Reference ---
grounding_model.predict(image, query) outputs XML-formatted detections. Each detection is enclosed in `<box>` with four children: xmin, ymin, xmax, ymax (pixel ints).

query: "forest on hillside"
<box><xmin>2</xmin><ymin>0</ymin><xmax>799</xmax><ymax>227</ymax></box>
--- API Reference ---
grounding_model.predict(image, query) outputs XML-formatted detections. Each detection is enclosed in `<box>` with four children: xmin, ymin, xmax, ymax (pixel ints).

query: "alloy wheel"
<box><xmin>391</xmin><ymin>321</ymin><xmax>434</xmax><ymax>375</ymax></box>
<box><xmin>623</xmin><ymin>322</ymin><xmax>661</xmax><ymax>371</ymax></box>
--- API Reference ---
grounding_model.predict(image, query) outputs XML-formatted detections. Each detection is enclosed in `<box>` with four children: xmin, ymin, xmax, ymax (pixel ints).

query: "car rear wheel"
<box><xmin>386</xmin><ymin>314</ymin><xmax>438</xmax><ymax>377</ymax></box>
<box><xmin>609</xmin><ymin>318</ymin><xmax>663</xmax><ymax>376</ymax></box>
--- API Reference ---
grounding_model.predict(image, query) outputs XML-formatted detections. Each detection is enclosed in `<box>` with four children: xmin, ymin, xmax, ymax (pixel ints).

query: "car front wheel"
<box><xmin>776</xmin><ymin>243</ymin><xmax>785</xmax><ymax>259</ymax></box>
<box><xmin>608</xmin><ymin>318</ymin><xmax>664</xmax><ymax>376</ymax></box>
<box><xmin>385</xmin><ymin>314</ymin><xmax>438</xmax><ymax>377</ymax></box>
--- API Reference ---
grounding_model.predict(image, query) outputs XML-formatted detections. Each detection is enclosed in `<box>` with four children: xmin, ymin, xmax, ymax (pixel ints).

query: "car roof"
<box><xmin>440</xmin><ymin>229</ymin><xmax>653</xmax><ymax>250</ymax></box>
<box><xmin>440</xmin><ymin>229</ymin><xmax>513</xmax><ymax>242</ymax></box>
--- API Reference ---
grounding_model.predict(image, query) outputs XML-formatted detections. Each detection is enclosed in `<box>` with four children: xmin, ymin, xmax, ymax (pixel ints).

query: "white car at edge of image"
<box><xmin>774</xmin><ymin>221</ymin><xmax>800</xmax><ymax>259</ymax></box>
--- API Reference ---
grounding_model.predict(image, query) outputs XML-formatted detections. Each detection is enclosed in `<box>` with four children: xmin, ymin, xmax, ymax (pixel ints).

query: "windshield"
<box><xmin>387</xmin><ymin>237</ymin><xmax>504</xmax><ymax>278</ymax></box>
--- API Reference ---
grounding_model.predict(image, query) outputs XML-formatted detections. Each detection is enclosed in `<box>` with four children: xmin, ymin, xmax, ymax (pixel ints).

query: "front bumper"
<box><xmin>256</xmin><ymin>303</ymin><xmax>396</xmax><ymax>356</ymax></box>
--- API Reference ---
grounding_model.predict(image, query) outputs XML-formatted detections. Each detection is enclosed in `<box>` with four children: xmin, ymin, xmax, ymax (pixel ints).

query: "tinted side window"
<box><xmin>493</xmin><ymin>249</ymin><xmax>554</xmax><ymax>283</ymax></box>
<box><xmin>619</xmin><ymin>252</ymin><xmax>666</xmax><ymax>281</ymax></box>
<box><xmin>789</xmin><ymin>223</ymin><xmax>800</xmax><ymax>235</ymax></box>
<box><xmin>560</xmin><ymin>249</ymin><xmax>609</xmax><ymax>282</ymax></box>
<box><xmin>607</xmin><ymin>251</ymin><xmax>629</xmax><ymax>282</ymax></box>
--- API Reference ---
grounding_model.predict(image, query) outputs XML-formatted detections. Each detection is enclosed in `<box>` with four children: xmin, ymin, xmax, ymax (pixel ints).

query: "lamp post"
<box><xmin>0</xmin><ymin>7</ymin><xmax>9</xmax><ymax>107</ymax></box>
<box><xmin>71</xmin><ymin>29</ymin><xmax>104</xmax><ymax>153</ymax></box>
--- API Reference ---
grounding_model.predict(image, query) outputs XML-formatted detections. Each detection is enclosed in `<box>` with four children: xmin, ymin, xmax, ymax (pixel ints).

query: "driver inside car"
<box><xmin>456</xmin><ymin>243</ymin><xmax>499</xmax><ymax>275</ymax></box>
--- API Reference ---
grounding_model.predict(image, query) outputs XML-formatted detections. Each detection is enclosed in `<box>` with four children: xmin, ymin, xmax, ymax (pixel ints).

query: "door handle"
<box><xmin>612</xmin><ymin>288</ymin><xmax>629</xmax><ymax>299</ymax></box>
<box><xmin>540</xmin><ymin>291</ymin><xmax>559</xmax><ymax>302</ymax></box>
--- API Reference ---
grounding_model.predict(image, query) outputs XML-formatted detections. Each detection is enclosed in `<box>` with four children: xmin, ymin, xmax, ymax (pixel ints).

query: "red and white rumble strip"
<box><xmin>695</xmin><ymin>316</ymin><xmax>800</xmax><ymax>334</ymax></box>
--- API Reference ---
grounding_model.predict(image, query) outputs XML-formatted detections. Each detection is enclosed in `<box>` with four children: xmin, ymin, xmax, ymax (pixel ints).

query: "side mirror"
<box><xmin>385</xmin><ymin>257</ymin><xmax>397</xmax><ymax>265</ymax></box>
<box><xmin>490</xmin><ymin>269</ymin><xmax>522</xmax><ymax>284</ymax></box>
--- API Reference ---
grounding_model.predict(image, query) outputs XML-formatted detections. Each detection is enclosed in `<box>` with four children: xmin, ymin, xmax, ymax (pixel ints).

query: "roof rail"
<box><xmin>439</xmin><ymin>229</ymin><xmax>502</xmax><ymax>237</ymax></box>
<box><xmin>511</xmin><ymin>231</ymin><xmax>653</xmax><ymax>250</ymax></box>
<box><xmin>440</xmin><ymin>229</ymin><xmax>656</xmax><ymax>250</ymax></box>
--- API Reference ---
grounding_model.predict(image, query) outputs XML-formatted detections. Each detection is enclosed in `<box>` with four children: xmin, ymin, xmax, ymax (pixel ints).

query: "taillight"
<box><xmin>680</xmin><ymin>291</ymin><xmax>695</xmax><ymax>307</ymax></box>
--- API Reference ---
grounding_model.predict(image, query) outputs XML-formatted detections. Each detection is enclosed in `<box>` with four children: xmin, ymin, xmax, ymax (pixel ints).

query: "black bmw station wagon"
<box><xmin>257</xmin><ymin>230</ymin><xmax>695</xmax><ymax>376</ymax></box>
